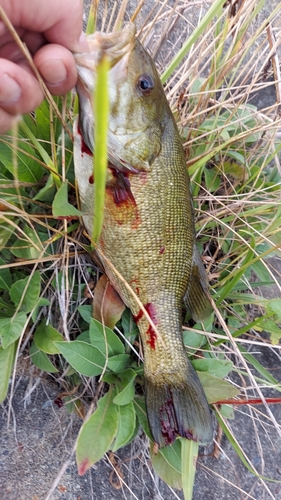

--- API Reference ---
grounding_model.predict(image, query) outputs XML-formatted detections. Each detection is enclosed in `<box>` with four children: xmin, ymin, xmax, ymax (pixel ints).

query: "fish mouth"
<box><xmin>74</xmin><ymin>23</ymin><xmax>136</xmax><ymax>81</ymax></box>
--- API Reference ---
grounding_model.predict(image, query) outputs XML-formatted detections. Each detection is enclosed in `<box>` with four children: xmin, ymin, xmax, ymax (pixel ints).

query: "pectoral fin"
<box><xmin>184</xmin><ymin>245</ymin><xmax>213</xmax><ymax>322</ymax></box>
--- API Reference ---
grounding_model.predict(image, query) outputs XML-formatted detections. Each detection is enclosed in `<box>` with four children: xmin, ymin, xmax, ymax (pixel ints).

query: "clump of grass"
<box><xmin>0</xmin><ymin>1</ymin><xmax>281</xmax><ymax>499</ymax></box>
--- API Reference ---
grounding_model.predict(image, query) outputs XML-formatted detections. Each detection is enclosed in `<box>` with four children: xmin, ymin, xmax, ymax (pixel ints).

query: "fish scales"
<box><xmin>74</xmin><ymin>24</ymin><xmax>213</xmax><ymax>447</ymax></box>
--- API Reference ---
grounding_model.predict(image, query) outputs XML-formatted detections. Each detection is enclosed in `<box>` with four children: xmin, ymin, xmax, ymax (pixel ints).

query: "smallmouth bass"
<box><xmin>74</xmin><ymin>24</ymin><xmax>213</xmax><ymax>447</ymax></box>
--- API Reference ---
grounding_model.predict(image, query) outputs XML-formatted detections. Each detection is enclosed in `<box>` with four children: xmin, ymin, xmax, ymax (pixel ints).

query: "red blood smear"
<box><xmin>159</xmin><ymin>392</ymin><xmax>196</xmax><ymax>445</ymax></box>
<box><xmin>145</xmin><ymin>303</ymin><xmax>158</xmax><ymax>349</ymax></box>
<box><xmin>159</xmin><ymin>246</ymin><xmax>165</xmax><ymax>254</ymax></box>
<box><xmin>134</xmin><ymin>303</ymin><xmax>158</xmax><ymax>350</ymax></box>
<box><xmin>160</xmin><ymin>397</ymin><xmax>178</xmax><ymax>445</ymax></box>
<box><xmin>146</xmin><ymin>324</ymin><xmax>157</xmax><ymax>349</ymax></box>
<box><xmin>77</xmin><ymin>123</ymin><xmax>93</xmax><ymax>157</ymax></box>
<box><xmin>89</xmin><ymin>175</ymin><xmax>94</xmax><ymax>184</ymax></box>
<box><xmin>108</xmin><ymin>168</ymin><xmax>136</xmax><ymax>207</ymax></box>
<box><xmin>78</xmin><ymin>458</ymin><xmax>90</xmax><ymax>476</ymax></box>
<box><xmin>134</xmin><ymin>309</ymin><xmax>144</xmax><ymax>323</ymax></box>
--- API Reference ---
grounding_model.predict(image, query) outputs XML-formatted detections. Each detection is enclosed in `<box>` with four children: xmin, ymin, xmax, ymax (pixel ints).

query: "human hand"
<box><xmin>0</xmin><ymin>0</ymin><xmax>88</xmax><ymax>133</ymax></box>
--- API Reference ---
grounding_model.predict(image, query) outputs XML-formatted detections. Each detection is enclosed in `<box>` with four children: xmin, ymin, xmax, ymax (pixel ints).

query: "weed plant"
<box><xmin>0</xmin><ymin>1</ymin><xmax>281</xmax><ymax>499</ymax></box>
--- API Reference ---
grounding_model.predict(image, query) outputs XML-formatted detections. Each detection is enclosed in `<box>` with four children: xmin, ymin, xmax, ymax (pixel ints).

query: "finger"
<box><xmin>0</xmin><ymin>0</ymin><xmax>87</xmax><ymax>52</ymax></box>
<box><xmin>0</xmin><ymin>32</ymin><xmax>45</xmax><ymax>61</ymax></box>
<box><xmin>34</xmin><ymin>44</ymin><xmax>77</xmax><ymax>95</ymax></box>
<box><xmin>0</xmin><ymin>59</ymin><xmax>43</xmax><ymax>115</ymax></box>
<box><xmin>0</xmin><ymin>107</ymin><xmax>20</xmax><ymax>134</ymax></box>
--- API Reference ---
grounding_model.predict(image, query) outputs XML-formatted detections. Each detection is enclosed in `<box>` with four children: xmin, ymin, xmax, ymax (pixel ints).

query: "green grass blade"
<box><xmin>180</xmin><ymin>438</ymin><xmax>199</xmax><ymax>500</ymax></box>
<box><xmin>217</xmin><ymin>235</ymin><xmax>255</xmax><ymax>305</ymax></box>
<box><xmin>86</xmin><ymin>3</ymin><xmax>96</xmax><ymax>35</ymax></box>
<box><xmin>161</xmin><ymin>0</ymin><xmax>226</xmax><ymax>84</ymax></box>
<box><xmin>238</xmin><ymin>345</ymin><xmax>279</xmax><ymax>387</ymax></box>
<box><xmin>91</xmin><ymin>55</ymin><xmax>110</xmax><ymax>247</ymax></box>
<box><xmin>19</xmin><ymin>120</ymin><xmax>61</xmax><ymax>188</ymax></box>
<box><xmin>216</xmin><ymin>410</ymin><xmax>280</xmax><ymax>482</ymax></box>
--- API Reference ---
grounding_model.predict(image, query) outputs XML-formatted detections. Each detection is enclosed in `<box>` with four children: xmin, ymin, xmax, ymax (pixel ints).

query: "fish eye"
<box><xmin>137</xmin><ymin>75</ymin><xmax>154</xmax><ymax>95</ymax></box>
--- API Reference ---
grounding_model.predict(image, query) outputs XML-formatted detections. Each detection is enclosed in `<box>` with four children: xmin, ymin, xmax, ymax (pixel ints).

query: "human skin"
<box><xmin>0</xmin><ymin>0</ymin><xmax>88</xmax><ymax>133</ymax></box>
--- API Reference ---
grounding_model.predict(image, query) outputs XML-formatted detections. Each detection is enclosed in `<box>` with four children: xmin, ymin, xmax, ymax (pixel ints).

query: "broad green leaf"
<box><xmin>77</xmin><ymin>305</ymin><xmax>93</xmax><ymax>324</ymax></box>
<box><xmin>197</xmin><ymin>372</ymin><xmax>240</xmax><ymax>404</ymax></box>
<box><xmin>134</xmin><ymin>397</ymin><xmax>152</xmax><ymax>440</ymax></box>
<box><xmin>111</xmin><ymin>401</ymin><xmax>136</xmax><ymax>451</ymax></box>
<box><xmin>54</xmin><ymin>340</ymin><xmax>105</xmax><ymax>376</ymax></box>
<box><xmin>220</xmin><ymin>404</ymin><xmax>235</xmax><ymax>419</ymax></box>
<box><xmin>89</xmin><ymin>318</ymin><xmax>124</xmax><ymax>356</ymax></box>
<box><xmin>10</xmin><ymin>270</ymin><xmax>41</xmax><ymax>313</ymax></box>
<box><xmin>151</xmin><ymin>440</ymin><xmax>182</xmax><ymax>490</ymax></box>
<box><xmin>265</xmin><ymin>299</ymin><xmax>281</xmax><ymax>321</ymax></box>
<box><xmin>150</xmin><ymin>445</ymin><xmax>182</xmax><ymax>490</ymax></box>
<box><xmin>10</xmin><ymin>225</ymin><xmax>47</xmax><ymax>260</ymax></box>
<box><xmin>121</xmin><ymin>309</ymin><xmax>138</xmax><ymax>339</ymax></box>
<box><xmin>102</xmin><ymin>373</ymin><xmax>118</xmax><ymax>384</ymax></box>
<box><xmin>0</xmin><ymin>221</ymin><xmax>17</xmax><ymax>250</ymax></box>
<box><xmin>0</xmin><ymin>312</ymin><xmax>27</xmax><ymax>349</ymax></box>
<box><xmin>0</xmin><ymin>136</ymin><xmax>43</xmax><ymax>182</ymax></box>
<box><xmin>258</xmin><ymin>318</ymin><xmax>281</xmax><ymax>345</ymax></box>
<box><xmin>183</xmin><ymin>330</ymin><xmax>206</xmax><ymax>350</ymax></box>
<box><xmin>0</xmin><ymin>342</ymin><xmax>16</xmax><ymax>403</ymax></box>
<box><xmin>192</xmin><ymin>358</ymin><xmax>233</xmax><ymax>378</ymax></box>
<box><xmin>52</xmin><ymin>181</ymin><xmax>83</xmax><ymax>217</ymax></box>
<box><xmin>34</xmin><ymin>320</ymin><xmax>63</xmax><ymax>354</ymax></box>
<box><xmin>181</xmin><ymin>439</ymin><xmax>199</xmax><ymax>500</ymax></box>
<box><xmin>93</xmin><ymin>275</ymin><xmax>125</xmax><ymax>329</ymax></box>
<box><xmin>113</xmin><ymin>369</ymin><xmax>137</xmax><ymax>405</ymax></box>
<box><xmin>29</xmin><ymin>341</ymin><xmax>58</xmax><ymax>373</ymax></box>
<box><xmin>33</xmin><ymin>174</ymin><xmax>56</xmax><ymax>202</ymax></box>
<box><xmin>76</xmin><ymin>388</ymin><xmax>118</xmax><ymax>475</ymax></box>
<box><xmin>159</xmin><ymin>439</ymin><xmax>182</xmax><ymax>473</ymax></box>
<box><xmin>76</xmin><ymin>330</ymin><xmax>90</xmax><ymax>343</ymax></box>
<box><xmin>204</xmin><ymin>166</ymin><xmax>220</xmax><ymax>193</ymax></box>
<box><xmin>107</xmin><ymin>354</ymin><xmax>130</xmax><ymax>373</ymax></box>
<box><xmin>0</xmin><ymin>258</ymin><xmax>11</xmax><ymax>290</ymax></box>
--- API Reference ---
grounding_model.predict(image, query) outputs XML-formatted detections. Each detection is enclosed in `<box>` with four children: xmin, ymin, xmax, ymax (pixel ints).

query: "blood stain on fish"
<box><xmin>133</xmin><ymin>309</ymin><xmax>143</xmax><ymax>323</ymax></box>
<box><xmin>77</xmin><ymin>123</ymin><xmax>93</xmax><ymax>157</ymax></box>
<box><xmin>108</xmin><ymin>168</ymin><xmax>136</xmax><ymax>207</ymax></box>
<box><xmin>134</xmin><ymin>303</ymin><xmax>158</xmax><ymax>349</ymax></box>
<box><xmin>89</xmin><ymin>175</ymin><xmax>94</xmax><ymax>184</ymax></box>
<box><xmin>160</xmin><ymin>397</ymin><xmax>178</xmax><ymax>445</ymax></box>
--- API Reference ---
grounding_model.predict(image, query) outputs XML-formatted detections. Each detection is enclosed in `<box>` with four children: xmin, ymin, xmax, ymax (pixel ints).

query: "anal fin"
<box><xmin>184</xmin><ymin>244</ymin><xmax>213</xmax><ymax>322</ymax></box>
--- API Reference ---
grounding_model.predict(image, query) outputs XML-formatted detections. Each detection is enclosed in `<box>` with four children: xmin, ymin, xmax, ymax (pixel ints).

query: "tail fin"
<box><xmin>145</xmin><ymin>365</ymin><xmax>212</xmax><ymax>447</ymax></box>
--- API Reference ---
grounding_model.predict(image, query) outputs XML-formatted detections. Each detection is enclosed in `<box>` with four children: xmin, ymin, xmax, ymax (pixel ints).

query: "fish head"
<box><xmin>75</xmin><ymin>24</ymin><xmax>168</xmax><ymax>173</ymax></box>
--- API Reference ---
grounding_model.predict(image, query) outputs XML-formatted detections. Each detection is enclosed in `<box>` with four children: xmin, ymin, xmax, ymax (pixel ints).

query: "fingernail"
<box><xmin>0</xmin><ymin>75</ymin><xmax>21</xmax><ymax>104</ymax></box>
<box><xmin>39</xmin><ymin>59</ymin><xmax>67</xmax><ymax>85</ymax></box>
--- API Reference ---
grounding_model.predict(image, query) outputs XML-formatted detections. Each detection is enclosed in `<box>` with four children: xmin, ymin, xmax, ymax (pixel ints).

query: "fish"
<box><xmin>73</xmin><ymin>23</ymin><xmax>213</xmax><ymax>447</ymax></box>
